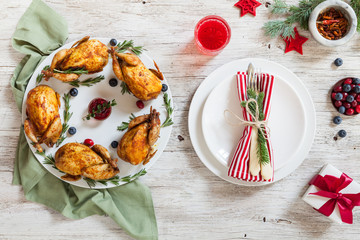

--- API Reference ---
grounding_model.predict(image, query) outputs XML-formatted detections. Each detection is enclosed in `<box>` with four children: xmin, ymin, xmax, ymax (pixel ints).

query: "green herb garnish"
<box><xmin>36</xmin><ymin>150</ymin><xmax>63</xmax><ymax>172</ymax></box>
<box><xmin>56</xmin><ymin>93</ymin><xmax>73</xmax><ymax>147</ymax></box>
<box><xmin>117</xmin><ymin>113</ymin><xmax>136</xmax><ymax>131</ymax></box>
<box><xmin>53</xmin><ymin>68</ymin><xmax>88</xmax><ymax>75</ymax></box>
<box><xmin>69</xmin><ymin>75</ymin><xmax>105</xmax><ymax>87</ymax></box>
<box><xmin>120</xmin><ymin>81</ymin><xmax>131</xmax><ymax>95</ymax></box>
<box><xmin>116</xmin><ymin>40</ymin><xmax>145</xmax><ymax>56</ymax></box>
<box><xmin>161</xmin><ymin>93</ymin><xmax>174</xmax><ymax>128</ymax></box>
<box><xmin>35</xmin><ymin>65</ymin><xmax>50</xmax><ymax>85</ymax></box>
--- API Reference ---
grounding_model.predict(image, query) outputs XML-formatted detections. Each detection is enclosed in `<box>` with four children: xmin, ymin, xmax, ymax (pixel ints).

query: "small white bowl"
<box><xmin>308</xmin><ymin>0</ymin><xmax>357</xmax><ymax>46</ymax></box>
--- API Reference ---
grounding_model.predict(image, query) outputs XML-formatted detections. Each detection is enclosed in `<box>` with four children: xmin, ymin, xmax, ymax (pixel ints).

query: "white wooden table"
<box><xmin>1</xmin><ymin>0</ymin><xmax>360</xmax><ymax>239</ymax></box>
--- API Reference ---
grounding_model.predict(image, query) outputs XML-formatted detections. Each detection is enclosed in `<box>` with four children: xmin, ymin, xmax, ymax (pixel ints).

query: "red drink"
<box><xmin>194</xmin><ymin>16</ymin><xmax>231</xmax><ymax>55</ymax></box>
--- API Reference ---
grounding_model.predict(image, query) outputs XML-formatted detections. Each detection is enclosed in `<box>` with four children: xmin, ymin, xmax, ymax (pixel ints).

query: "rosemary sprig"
<box><xmin>53</xmin><ymin>68</ymin><xmax>88</xmax><ymax>74</ymax></box>
<box><xmin>264</xmin><ymin>0</ymin><xmax>326</xmax><ymax>39</ymax></box>
<box><xmin>241</xmin><ymin>89</ymin><xmax>270</xmax><ymax>165</ymax></box>
<box><xmin>351</xmin><ymin>0</ymin><xmax>360</xmax><ymax>32</ymax></box>
<box><xmin>69</xmin><ymin>75</ymin><xmax>105</xmax><ymax>87</ymax></box>
<box><xmin>120</xmin><ymin>169</ymin><xmax>147</xmax><ymax>183</ymax></box>
<box><xmin>83</xmin><ymin>169</ymin><xmax>147</xmax><ymax>188</ymax></box>
<box><xmin>117</xmin><ymin>113</ymin><xmax>136</xmax><ymax>131</ymax></box>
<box><xmin>36</xmin><ymin>65</ymin><xmax>50</xmax><ymax>85</ymax></box>
<box><xmin>161</xmin><ymin>93</ymin><xmax>174</xmax><ymax>128</ymax></box>
<box><xmin>83</xmin><ymin>99</ymin><xmax>117</xmax><ymax>120</ymax></box>
<box><xmin>56</xmin><ymin>93</ymin><xmax>73</xmax><ymax>147</ymax></box>
<box><xmin>116</xmin><ymin>40</ymin><xmax>145</xmax><ymax>56</ymax></box>
<box><xmin>120</xmin><ymin>81</ymin><xmax>131</xmax><ymax>95</ymax></box>
<box><xmin>35</xmin><ymin>150</ymin><xmax>63</xmax><ymax>172</ymax></box>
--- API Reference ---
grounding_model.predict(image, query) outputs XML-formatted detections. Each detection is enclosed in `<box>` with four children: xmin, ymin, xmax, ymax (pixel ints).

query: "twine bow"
<box><xmin>224</xmin><ymin>98</ymin><xmax>270</xmax><ymax>139</ymax></box>
<box><xmin>309</xmin><ymin>173</ymin><xmax>360</xmax><ymax>224</ymax></box>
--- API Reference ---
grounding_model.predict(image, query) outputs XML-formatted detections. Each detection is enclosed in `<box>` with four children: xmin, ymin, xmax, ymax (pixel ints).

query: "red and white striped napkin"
<box><xmin>228</xmin><ymin>72</ymin><xmax>275</xmax><ymax>182</ymax></box>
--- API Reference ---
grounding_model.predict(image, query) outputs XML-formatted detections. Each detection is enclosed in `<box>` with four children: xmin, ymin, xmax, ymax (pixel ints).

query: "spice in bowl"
<box><xmin>316</xmin><ymin>8</ymin><xmax>348</xmax><ymax>40</ymax></box>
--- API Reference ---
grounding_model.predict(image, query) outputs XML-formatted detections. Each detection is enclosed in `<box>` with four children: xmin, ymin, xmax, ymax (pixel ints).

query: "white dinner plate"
<box><xmin>189</xmin><ymin>58</ymin><xmax>316</xmax><ymax>186</ymax></box>
<box><xmin>22</xmin><ymin>37</ymin><xmax>173</xmax><ymax>189</ymax></box>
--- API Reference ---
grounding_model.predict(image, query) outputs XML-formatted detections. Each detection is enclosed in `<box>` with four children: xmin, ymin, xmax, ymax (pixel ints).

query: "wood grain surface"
<box><xmin>1</xmin><ymin>0</ymin><xmax>360</xmax><ymax>239</ymax></box>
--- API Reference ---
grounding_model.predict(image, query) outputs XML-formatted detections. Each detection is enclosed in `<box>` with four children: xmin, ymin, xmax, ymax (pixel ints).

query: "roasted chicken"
<box><xmin>110</xmin><ymin>47</ymin><xmax>163</xmax><ymax>101</ymax></box>
<box><xmin>55</xmin><ymin>143</ymin><xmax>119</xmax><ymax>181</ymax></box>
<box><xmin>117</xmin><ymin>107</ymin><xmax>160</xmax><ymax>165</ymax></box>
<box><xmin>24</xmin><ymin>85</ymin><xmax>62</xmax><ymax>152</ymax></box>
<box><xmin>43</xmin><ymin>36</ymin><xmax>109</xmax><ymax>82</ymax></box>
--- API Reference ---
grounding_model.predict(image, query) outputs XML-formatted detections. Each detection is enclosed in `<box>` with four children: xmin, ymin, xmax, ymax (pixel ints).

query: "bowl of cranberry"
<box><xmin>331</xmin><ymin>77</ymin><xmax>360</xmax><ymax>115</ymax></box>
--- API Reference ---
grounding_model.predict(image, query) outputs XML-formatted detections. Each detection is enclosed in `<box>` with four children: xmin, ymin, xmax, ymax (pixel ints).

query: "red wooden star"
<box><xmin>234</xmin><ymin>0</ymin><xmax>261</xmax><ymax>17</ymax></box>
<box><xmin>283</xmin><ymin>27</ymin><xmax>308</xmax><ymax>55</ymax></box>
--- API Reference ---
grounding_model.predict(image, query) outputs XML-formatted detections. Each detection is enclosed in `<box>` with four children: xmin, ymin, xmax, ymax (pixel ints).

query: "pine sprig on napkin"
<box><xmin>241</xmin><ymin>89</ymin><xmax>270</xmax><ymax>165</ymax></box>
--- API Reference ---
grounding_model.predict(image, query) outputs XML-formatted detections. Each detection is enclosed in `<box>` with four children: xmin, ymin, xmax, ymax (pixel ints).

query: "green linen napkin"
<box><xmin>11</xmin><ymin>1</ymin><xmax>158</xmax><ymax>239</ymax></box>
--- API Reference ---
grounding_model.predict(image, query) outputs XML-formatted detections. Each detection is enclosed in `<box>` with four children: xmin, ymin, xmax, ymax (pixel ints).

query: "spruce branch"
<box><xmin>271</xmin><ymin>0</ymin><xmax>289</xmax><ymax>14</ymax></box>
<box><xmin>350</xmin><ymin>0</ymin><xmax>360</xmax><ymax>32</ymax></box>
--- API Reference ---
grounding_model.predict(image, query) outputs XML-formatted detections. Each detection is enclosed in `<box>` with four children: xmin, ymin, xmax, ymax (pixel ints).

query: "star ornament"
<box><xmin>234</xmin><ymin>0</ymin><xmax>261</xmax><ymax>17</ymax></box>
<box><xmin>283</xmin><ymin>27</ymin><xmax>308</xmax><ymax>55</ymax></box>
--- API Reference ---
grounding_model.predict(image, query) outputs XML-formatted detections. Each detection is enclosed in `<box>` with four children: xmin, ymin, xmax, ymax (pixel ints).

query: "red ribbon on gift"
<box><xmin>309</xmin><ymin>173</ymin><xmax>360</xmax><ymax>224</ymax></box>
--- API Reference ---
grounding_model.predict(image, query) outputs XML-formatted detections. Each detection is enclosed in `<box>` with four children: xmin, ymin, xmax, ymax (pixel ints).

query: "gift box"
<box><xmin>302</xmin><ymin>164</ymin><xmax>360</xmax><ymax>224</ymax></box>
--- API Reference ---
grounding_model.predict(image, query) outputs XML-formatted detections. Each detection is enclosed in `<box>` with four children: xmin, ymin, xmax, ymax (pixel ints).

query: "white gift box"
<box><xmin>302</xmin><ymin>164</ymin><xmax>360</xmax><ymax>224</ymax></box>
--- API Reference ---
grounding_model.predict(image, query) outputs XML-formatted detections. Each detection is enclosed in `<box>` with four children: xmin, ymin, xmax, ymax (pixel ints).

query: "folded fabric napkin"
<box><xmin>11</xmin><ymin>1</ymin><xmax>157</xmax><ymax>239</ymax></box>
<box><xmin>227</xmin><ymin>72</ymin><xmax>274</xmax><ymax>182</ymax></box>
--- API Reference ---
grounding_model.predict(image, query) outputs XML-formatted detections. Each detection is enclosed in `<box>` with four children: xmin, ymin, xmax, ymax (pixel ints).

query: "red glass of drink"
<box><xmin>194</xmin><ymin>15</ymin><xmax>231</xmax><ymax>55</ymax></box>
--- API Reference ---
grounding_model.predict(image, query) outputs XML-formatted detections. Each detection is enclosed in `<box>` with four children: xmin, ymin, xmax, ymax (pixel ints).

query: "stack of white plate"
<box><xmin>188</xmin><ymin>58</ymin><xmax>316</xmax><ymax>186</ymax></box>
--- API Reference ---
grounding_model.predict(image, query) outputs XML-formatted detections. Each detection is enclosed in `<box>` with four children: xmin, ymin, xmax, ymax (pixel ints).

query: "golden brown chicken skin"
<box><xmin>43</xmin><ymin>36</ymin><xmax>109</xmax><ymax>82</ymax></box>
<box><xmin>118</xmin><ymin>107</ymin><xmax>160</xmax><ymax>165</ymax></box>
<box><xmin>55</xmin><ymin>143</ymin><xmax>119</xmax><ymax>181</ymax></box>
<box><xmin>110</xmin><ymin>47</ymin><xmax>163</xmax><ymax>101</ymax></box>
<box><xmin>24</xmin><ymin>85</ymin><xmax>62</xmax><ymax>152</ymax></box>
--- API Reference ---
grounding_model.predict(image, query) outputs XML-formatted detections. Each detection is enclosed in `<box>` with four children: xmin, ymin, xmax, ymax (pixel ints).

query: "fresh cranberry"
<box><xmin>334</xmin><ymin>86</ymin><xmax>343</xmax><ymax>92</ymax></box>
<box><xmin>344</xmin><ymin>78</ymin><xmax>353</xmax><ymax>84</ymax></box>
<box><xmin>84</xmin><ymin>138</ymin><xmax>94</xmax><ymax>147</ymax></box>
<box><xmin>136</xmin><ymin>100</ymin><xmax>144</xmax><ymax>109</ymax></box>
<box><xmin>335</xmin><ymin>101</ymin><xmax>343</xmax><ymax>107</ymax></box>
<box><xmin>331</xmin><ymin>92</ymin><xmax>337</xmax><ymax>100</ymax></box>
<box><xmin>351</xmin><ymin>84</ymin><xmax>356</xmax><ymax>89</ymax></box>
<box><xmin>350</xmin><ymin>92</ymin><xmax>357</xmax><ymax>98</ymax></box>
<box><xmin>346</xmin><ymin>108</ymin><xmax>355</xmax><ymax>115</ymax></box>
<box><xmin>342</xmin><ymin>92</ymin><xmax>348</xmax><ymax>101</ymax></box>
<box><xmin>343</xmin><ymin>102</ymin><xmax>351</xmax><ymax>108</ymax></box>
<box><xmin>351</xmin><ymin>100</ymin><xmax>358</xmax><ymax>107</ymax></box>
<box><xmin>356</xmin><ymin>95</ymin><xmax>360</xmax><ymax>102</ymax></box>
<box><xmin>356</xmin><ymin>105</ymin><xmax>360</xmax><ymax>113</ymax></box>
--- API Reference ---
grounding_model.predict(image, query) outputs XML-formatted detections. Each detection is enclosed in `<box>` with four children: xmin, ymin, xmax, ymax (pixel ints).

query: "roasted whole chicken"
<box><xmin>43</xmin><ymin>36</ymin><xmax>109</xmax><ymax>82</ymax></box>
<box><xmin>117</xmin><ymin>108</ymin><xmax>160</xmax><ymax>165</ymax></box>
<box><xmin>24</xmin><ymin>85</ymin><xmax>62</xmax><ymax>152</ymax></box>
<box><xmin>55</xmin><ymin>143</ymin><xmax>120</xmax><ymax>181</ymax></box>
<box><xmin>110</xmin><ymin>47</ymin><xmax>163</xmax><ymax>101</ymax></box>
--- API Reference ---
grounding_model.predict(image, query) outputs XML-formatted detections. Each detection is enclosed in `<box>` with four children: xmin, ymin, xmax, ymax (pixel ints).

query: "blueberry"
<box><xmin>354</xmin><ymin>85</ymin><xmax>360</xmax><ymax>94</ymax></box>
<box><xmin>335</xmin><ymin>93</ymin><xmax>343</xmax><ymax>101</ymax></box>
<box><xmin>353</xmin><ymin>78</ymin><xmax>360</xmax><ymax>85</ymax></box>
<box><xmin>343</xmin><ymin>84</ymin><xmax>351</xmax><ymax>92</ymax></box>
<box><xmin>68</xmin><ymin>127</ymin><xmax>77</xmax><ymax>135</ymax></box>
<box><xmin>69</xmin><ymin>88</ymin><xmax>78</xmax><ymax>97</ymax></box>
<box><xmin>109</xmin><ymin>78</ymin><xmax>118</xmax><ymax>87</ymax></box>
<box><xmin>338</xmin><ymin>106</ymin><xmax>346</xmax><ymax>114</ymax></box>
<box><xmin>161</xmin><ymin>84</ymin><xmax>168</xmax><ymax>92</ymax></box>
<box><xmin>338</xmin><ymin>130</ymin><xmax>347</xmax><ymax>138</ymax></box>
<box><xmin>347</xmin><ymin>95</ymin><xmax>354</xmax><ymax>103</ymax></box>
<box><xmin>334</xmin><ymin>58</ymin><xmax>343</xmax><ymax>67</ymax></box>
<box><xmin>111</xmin><ymin>141</ymin><xmax>118</xmax><ymax>148</ymax></box>
<box><xmin>333</xmin><ymin>116</ymin><xmax>342</xmax><ymax>124</ymax></box>
<box><xmin>110</xmin><ymin>39</ymin><xmax>117</xmax><ymax>46</ymax></box>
